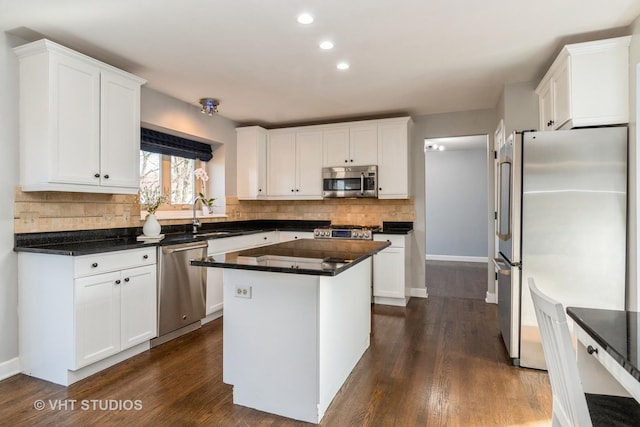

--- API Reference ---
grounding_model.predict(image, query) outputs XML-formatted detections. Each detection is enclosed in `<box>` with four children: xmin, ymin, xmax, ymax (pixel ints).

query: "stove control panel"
<box><xmin>313</xmin><ymin>228</ymin><xmax>374</xmax><ymax>240</ymax></box>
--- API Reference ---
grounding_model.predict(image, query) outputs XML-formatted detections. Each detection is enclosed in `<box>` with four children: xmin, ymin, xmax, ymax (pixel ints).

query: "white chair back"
<box><xmin>528</xmin><ymin>278</ymin><xmax>592</xmax><ymax>427</ymax></box>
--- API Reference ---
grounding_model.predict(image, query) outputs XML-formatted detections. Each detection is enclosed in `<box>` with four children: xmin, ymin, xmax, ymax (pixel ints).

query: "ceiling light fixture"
<box><xmin>320</xmin><ymin>41</ymin><xmax>334</xmax><ymax>50</ymax></box>
<box><xmin>297</xmin><ymin>13</ymin><xmax>314</xmax><ymax>24</ymax></box>
<box><xmin>336</xmin><ymin>62</ymin><xmax>350</xmax><ymax>70</ymax></box>
<box><xmin>199</xmin><ymin>98</ymin><xmax>220</xmax><ymax>116</ymax></box>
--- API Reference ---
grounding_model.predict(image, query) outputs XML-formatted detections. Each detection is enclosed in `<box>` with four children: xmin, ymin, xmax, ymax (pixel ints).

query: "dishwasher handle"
<box><xmin>162</xmin><ymin>241</ymin><xmax>209</xmax><ymax>254</ymax></box>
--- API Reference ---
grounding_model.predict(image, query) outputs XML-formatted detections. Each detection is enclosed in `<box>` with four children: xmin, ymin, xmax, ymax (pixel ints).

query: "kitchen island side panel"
<box><xmin>221</xmin><ymin>259</ymin><xmax>371</xmax><ymax>424</ymax></box>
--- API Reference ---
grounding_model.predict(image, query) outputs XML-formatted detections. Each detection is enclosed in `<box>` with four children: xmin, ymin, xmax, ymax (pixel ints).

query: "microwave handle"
<box><xmin>360</xmin><ymin>172</ymin><xmax>365</xmax><ymax>196</ymax></box>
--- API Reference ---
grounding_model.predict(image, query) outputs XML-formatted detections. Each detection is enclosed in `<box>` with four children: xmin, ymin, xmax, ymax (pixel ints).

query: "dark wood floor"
<box><xmin>0</xmin><ymin>265</ymin><xmax>551</xmax><ymax>426</ymax></box>
<box><xmin>426</xmin><ymin>260</ymin><xmax>488</xmax><ymax>300</ymax></box>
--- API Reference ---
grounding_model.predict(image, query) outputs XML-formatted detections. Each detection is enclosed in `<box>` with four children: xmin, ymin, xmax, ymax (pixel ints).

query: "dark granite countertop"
<box><xmin>191</xmin><ymin>239</ymin><xmax>390</xmax><ymax>276</ymax></box>
<box><xmin>379</xmin><ymin>221</ymin><xmax>413</xmax><ymax>235</ymax></box>
<box><xmin>14</xmin><ymin>220</ymin><xmax>330</xmax><ymax>256</ymax></box>
<box><xmin>567</xmin><ymin>306</ymin><xmax>640</xmax><ymax>383</ymax></box>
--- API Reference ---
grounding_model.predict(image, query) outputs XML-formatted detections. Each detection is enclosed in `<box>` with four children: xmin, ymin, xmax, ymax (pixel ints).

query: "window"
<box><xmin>140</xmin><ymin>151</ymin><xmax>203</xmax><ymax>210</ymax></box>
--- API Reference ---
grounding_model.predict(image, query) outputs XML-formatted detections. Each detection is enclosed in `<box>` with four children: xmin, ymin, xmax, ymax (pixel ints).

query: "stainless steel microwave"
<box><xmin>322</xmin><ymin>165</ymin><xmax>378</xmax><ymax>198</ymax></box>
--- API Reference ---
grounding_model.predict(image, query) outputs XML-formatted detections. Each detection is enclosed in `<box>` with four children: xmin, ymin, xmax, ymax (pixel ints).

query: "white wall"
<box><xmin>425</xmin><ymin>147</ymin><xmax>488</xmax><ymax>259</ymax></box>
<box><xmin>411</xmin><ymin>109</ymin><xmax>497</xmax><ymax>294</ymax></box>
<box><xmin>0</xmin><ymin>32</ymin><xmax>22</xmax><ymax>377</ymax></box>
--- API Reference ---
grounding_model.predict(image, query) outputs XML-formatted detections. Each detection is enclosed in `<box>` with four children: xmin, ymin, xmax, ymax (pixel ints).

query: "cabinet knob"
<box><xmin>258</xmin><ymin>189</ymin><xmax>262</xmax><ymax>192</ymax></box>
<box><xmin>91</xmin><ymin>262</ymin><xmax>98</xmax><ymax>268</ymax></box>
<box><xmin>587</xmin><ymin>345</ymin><xmax>598</xmax><ymax>355</ymax></box>
<box><xmin>103</xmin><ymin>174</ymin><xmax>109</xmax><ymax>179</ymax></box>
<box><xmin>115</xmin><ymin>279</ymin><xmax>121</xmax><ymax>285</ymax></box>
<box><xmin>295</xmin><ymin>189</ymin><xmax>299</xmax><ymax>192</ymax></box>
<box><xmin>379</xmin><ymin>187</ymin><xmax>382</xmax><ymax>191</ymax></box>
<box><xmin>291</xmin><ymin>189</ymin><xmax>294</xmax><ymax>192</ymax></box>
<box><xmin>344</xmin><ymin>160</ymin><xmax>348</xmax><ymax>163</ymax></box>
<box><xmin>143</xmin><ymin>254</ymin><xmax>149</xmax><ymax>259</ymax></box>
<box><xmin>94</xmin><ymin>173</ymin><xmax>100</xmax><ymax>178</ymax></box>
<box><xmin>350</xmin><ymin>159</ymin><xmax>353</xmax><ymax>163</ymax></box>
<box><xmin>263</xmin><ymin>236</ymin><xmax>267</xmax><ymax>240</ymax></box>
<box><xmin>124</xmin><ymin>277</ymin><xmax>130</xmax><ymax>282</ymax></box>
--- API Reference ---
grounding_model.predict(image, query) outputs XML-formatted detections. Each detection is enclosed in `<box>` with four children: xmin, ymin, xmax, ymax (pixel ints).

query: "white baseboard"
<box><xmin>410</xmin><ymin>288</ymin><xmax>428</xmax><ymax>298</ymax></box>
<box><xmin>0</xmin><ymin>357</ymin><xmax>20</xmax><ymax>381</ymax></box>
<box><xmin>426</xmin><ymin>255</ymin><xmax>488</xmax><ymax>263</ymax></box>
<box><xmin>485</xmin><ymin>292</ymin><xmax>497</xmax><ymax>304</ymax></box>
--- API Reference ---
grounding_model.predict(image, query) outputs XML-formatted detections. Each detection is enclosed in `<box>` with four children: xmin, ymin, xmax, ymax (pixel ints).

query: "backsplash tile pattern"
<box><xmin>14</xmin><ymin>187</ymin><xmax>415</xmax><ymax>233</ymax></box>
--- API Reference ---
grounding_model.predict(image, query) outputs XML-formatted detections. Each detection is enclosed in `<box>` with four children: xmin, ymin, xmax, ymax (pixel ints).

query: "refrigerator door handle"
<box><xmin>496</xmin><ymin>160</ymin><xmax>512</xmax><ymax>240</ymax></box>
<box><xmin>493</xmin><ymin>258</ymin><xmax>511</xmax><ymax>276</ymax></box>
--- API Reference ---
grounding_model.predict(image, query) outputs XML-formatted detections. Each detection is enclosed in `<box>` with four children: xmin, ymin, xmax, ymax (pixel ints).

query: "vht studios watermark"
<box><xmin>33</xmin><ymin>399</ymin><xmax>143</xmax><ymax>411</ymax></box>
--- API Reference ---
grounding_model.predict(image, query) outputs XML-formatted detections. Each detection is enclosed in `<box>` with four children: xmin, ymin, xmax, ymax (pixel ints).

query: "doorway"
<box><xmin>424</xmin><ymin>135</ymin><xmax>490</xmax><ymax>299</ymax></box>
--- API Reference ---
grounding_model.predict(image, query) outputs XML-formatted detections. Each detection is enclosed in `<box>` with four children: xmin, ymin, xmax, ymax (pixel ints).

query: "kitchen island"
<box><xmin>191</xmin><ymin>239</ymin><xmax>389</xmax><ymax>424</ymax></box>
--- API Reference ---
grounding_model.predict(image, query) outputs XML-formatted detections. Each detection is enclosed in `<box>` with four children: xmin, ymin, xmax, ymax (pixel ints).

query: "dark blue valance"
<box><xmin>140</xmin><ymin>128</ymin><xmax>213</xmax><ymax>162</ymax></box>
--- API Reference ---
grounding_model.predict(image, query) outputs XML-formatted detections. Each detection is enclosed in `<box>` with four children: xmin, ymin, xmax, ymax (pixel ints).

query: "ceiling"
<box><xmin>3</xmin><ymin>0</ymin><xmax>640</xmax><ymax>127</ymax></box>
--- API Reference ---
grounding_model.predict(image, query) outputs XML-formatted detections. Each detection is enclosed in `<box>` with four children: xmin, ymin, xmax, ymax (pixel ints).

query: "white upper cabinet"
<box><xmin>236</xmin><ymin>126</ymin><xmax>268</xmax><ymax>200</ymax></box>
<box><xmin>14</xmin><ymin>39</ymin><xmax>146</xmax><ymax>193</ymax></box>
<box><xmin>377</xmin><ymin>118</ymin><xmax>411</xmax><ymax>199</ymax></box>
<box><xmin>235</xmin><ymin>116</ymin><xmax>412</xmax><ymax>200</ymax></box>
<box><xmin>323</xmin><ymin>124</ymin><xmax>378</xmax><ymax>166</ymax></box>
<box><xmin>267</xmin><ymin>129</ymin><xmax>323</xmax><ymax>198</ymax></box>
<box><xmin>535</xmin><ymin>36</ymin><xmax>630</xmax><ymax>131</ymax></box>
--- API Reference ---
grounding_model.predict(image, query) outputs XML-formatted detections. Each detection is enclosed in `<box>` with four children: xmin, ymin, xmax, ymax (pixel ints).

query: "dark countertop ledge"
<box><xmin>191</xmin><ymin>239</ymin><xmax>390</xmax><ymax>276</ymax></box>
<box><xmin>14</xmin><ymin>219</ymin><xmax>413</xmax><ymax>256</ymax></box>
<box><xmin>567</xmin><ymin>306</ymin><xmax>640</xmax><ymax>383</ymax></box>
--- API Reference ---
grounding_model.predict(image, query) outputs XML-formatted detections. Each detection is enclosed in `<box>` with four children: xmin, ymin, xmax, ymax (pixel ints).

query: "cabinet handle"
<box><xmin>115</xmin><ymin>279</ymin><xmax>121</xmax><ymax>285</ymax></box>
<box><xmin>587</xmin><ymin>345</ymin><xmax>598</xmax><ymax>355</ymax></box>
<box><xmin>103</xmin><ymin>174</ymin><xmax>109</xmax><ymax>179</ymax></box>
<box><xmin>143</xmin><ymin>254</ymin><xmax>149</xmax><ymax>259</ymax></box>
<box><xmin>91</xmin><ymin>262</ymin><xmax>98</xmax><ymax>268</ymax></box>
<box><xmin>124</xmin><ymin>277</ymin><xmax>130</xmax><ymax>282</ymax></box>
<box><xmin>94</xmin><ymin>173</ymin><xmax>100</xmax><ymax>178</ymax></box>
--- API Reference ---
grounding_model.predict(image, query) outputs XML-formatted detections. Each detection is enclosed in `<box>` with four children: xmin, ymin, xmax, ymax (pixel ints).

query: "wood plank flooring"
<box><xmin>0</xmin><ymin>270</ymin><xmax>551</xmax><ymax>426</ymax></box>
<box><xmin>426</xmin><ymin>260</ymin><xmax>488</xmax><ymax>300</ymax></box>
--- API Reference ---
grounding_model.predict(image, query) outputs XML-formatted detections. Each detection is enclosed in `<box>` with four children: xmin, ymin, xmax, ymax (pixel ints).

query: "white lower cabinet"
<box><xmin>19</xmin><ymin>247</ymin><xmax>157</xmax><ymax>385</ymax></box>
<box><xmin>373</xmin><ymin>233</ymin><xmax>412</xmax><ymax>306</ymax></box>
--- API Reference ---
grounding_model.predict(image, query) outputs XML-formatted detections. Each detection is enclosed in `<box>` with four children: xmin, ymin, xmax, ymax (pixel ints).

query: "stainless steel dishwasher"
<box><xmin>152</xmin><ymin>240</ymin><xmax>208</xmax><ymax>347</ymax></box>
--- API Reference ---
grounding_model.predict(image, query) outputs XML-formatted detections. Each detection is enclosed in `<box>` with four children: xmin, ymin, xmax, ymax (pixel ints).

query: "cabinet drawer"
<box><xmin>374</xmin><ymin>234</ymin><xmax>405</xmax><ymax>248</ymax></box>
<box><xmin>74</xmin><ymin>247</ymin><xmax>156</xmax><ymax>278</ymax></box>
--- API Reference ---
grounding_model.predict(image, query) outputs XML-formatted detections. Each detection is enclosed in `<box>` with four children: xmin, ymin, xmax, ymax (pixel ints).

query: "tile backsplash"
<box><xmin>14</xmin><ymin>187</ymin><xmax>415</xmax><ymax>233</ymax></box>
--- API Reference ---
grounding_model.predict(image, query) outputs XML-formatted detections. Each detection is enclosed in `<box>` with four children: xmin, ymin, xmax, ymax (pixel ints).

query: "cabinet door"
<box><xmin>120</xmin><ymin>265</ymin><xmax>157</xmax><ymax>349</ymax></box>
<box><xmin>267</xmin><ymin>131</ymin><xmax>297</xmax><ymax>196</ymax></box>
<box><xmin>552</xmin><ymin>58</ymin><xmax>571</xmax><ymax>130</ymax></box>
<box><xmin>323</xmin><ymin>127</ymin><xmax>350</xmax><ymax>166</ymax></box>
<box><xmin>373</xmin><ymin>248</ymin><xmax>405</xmax><ymax>298</ymax></box>
<box><xmin>74</xmin><ymin>271</ymin><xmax>121</xmax><ymax>368</ymax></box>
<box><xmin>206</xmin><ymin>254</ymin><xmax>225</xmax><ymax>315</ymax></box>
<box><xmin>538</xmin><ymin>80</ymin><xmax>554</xmax><ymax>131</ymax></box>
<box><xmin>296</xmin><ymin>130</ymin><xmax>323</xmax><ymax>197</ymax></box>
<box><xmin>51</xmin><ymin>54</ymin><xmax>101</xmax><ymax>185</ymax></box>
<box><xmin>349</xmin><ymin>124</ymin><xmax>378</xmax><ymax>166</ymax></box>
<box><xmin>378</xmin><ymin>122</ymin><xmax>408</xmax><ymax>198</ymax></box>
<box><xmin>100</xmin><ymin>70</ymin><xmax>142</xmax><ymax>190</ymax></box>
<box><xmin>237</xmin><ymin>127</ymin><xmax>267</xmax><ymax>199</ymax></box>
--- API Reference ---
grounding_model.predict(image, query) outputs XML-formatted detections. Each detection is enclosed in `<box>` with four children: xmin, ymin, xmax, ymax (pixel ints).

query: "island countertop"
<box><xmin>191</xmin><ymin>238</ymin><xmax>390</xmax><ymax>276</ymax></box>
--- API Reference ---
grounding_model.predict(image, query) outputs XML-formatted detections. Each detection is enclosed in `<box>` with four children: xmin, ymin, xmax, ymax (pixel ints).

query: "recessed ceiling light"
<box><xmin>319</xmin><ymin>41</ymin><xmax>334</xmax><ymax>50</ymax></box>
<box><xmin>336</xmin><ymin>62</ymin><xmax>350</xmax><ymax>70</ymax></box>
<box><xmin>297</xmin><ymin>13</ymin><xmax>314</xmax><ymax>24</ymax></box>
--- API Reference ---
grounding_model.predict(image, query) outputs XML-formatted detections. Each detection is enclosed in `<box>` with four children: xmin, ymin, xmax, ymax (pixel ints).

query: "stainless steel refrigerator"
<box><xmin>494</xmin><ymin>127</ymin><xmax>627</xmax><ymax>369</ymax></box>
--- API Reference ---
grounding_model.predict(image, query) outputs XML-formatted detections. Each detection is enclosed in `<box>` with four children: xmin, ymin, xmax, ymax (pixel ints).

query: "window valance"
<box><xmin>140</xmin><ymin>128</ymin><xmax>213</xmax><ymax>162</ymax></box>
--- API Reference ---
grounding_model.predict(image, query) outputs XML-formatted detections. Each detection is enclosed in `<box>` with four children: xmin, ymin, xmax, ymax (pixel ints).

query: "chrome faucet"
<box><xmin>192</xmin><ymin>196</ymin><xmax>202</xmax><ymax>234</ymax></box>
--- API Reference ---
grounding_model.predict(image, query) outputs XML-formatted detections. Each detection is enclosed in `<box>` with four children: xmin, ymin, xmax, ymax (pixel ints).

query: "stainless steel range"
<box><xmin>313</xmin><ymin>224</ymin><xmax>380</xmax><ymax>240</ymax></box>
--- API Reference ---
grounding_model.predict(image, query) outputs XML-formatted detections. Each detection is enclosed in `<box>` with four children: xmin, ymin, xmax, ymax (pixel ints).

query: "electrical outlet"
<box><xmin>234</xmin><ymin>285</ymin><xmax>252</xmax><ymax>299</ymax></box>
